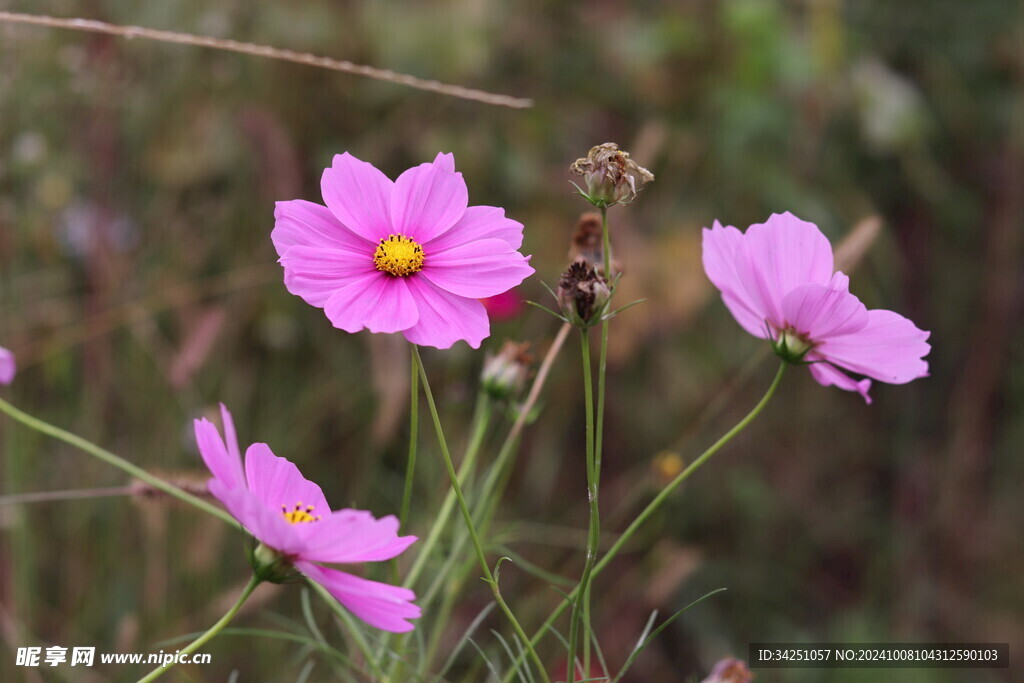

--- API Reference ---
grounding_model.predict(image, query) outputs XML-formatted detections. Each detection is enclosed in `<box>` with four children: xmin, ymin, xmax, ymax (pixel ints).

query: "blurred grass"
<box><xmin>1</xmin><ymin>0</ymin><xmax>1022</xmax><ymax>681</ymax></box>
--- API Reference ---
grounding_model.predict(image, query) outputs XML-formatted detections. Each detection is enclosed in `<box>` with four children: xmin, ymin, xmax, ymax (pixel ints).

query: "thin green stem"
<box><xmin>587</xmin><ymin>205</ymin><xmax>612</xmax><ymax>679</ymax></box>
<box><xmin>392</xmin><ymin>346</ymin><xmax>420</xmax><ymax>587</ymax></box>
<box><xmin>601</xmin><ymin>206</ymin><xmax>612</xmax><ymax>281</ymax></box>
<box><xmin>401</xmin><ymin>392</ymin><xmax>493</xmax><ymax>591</ymax></box>
<box><xmin>412</xmin><ymin>345</ymin><xmax>550</xmax><ymax>683</ymax></box>
<box><xmin>0</xmin><ymin>396</ymin><xmax>239</xmax><ymax>529</ymax></box>
<box><xmin>384</xmin><ymin>390</ymin><xmax>493</xmax><ymax>681</ymax></box>
<box><xmin>138</xmin><ymin>575</ymin><xmax>260</xmax><ymax>682</ymax></box>
<box><xmin>502</xmin><ymin>361</ymin><xmax>787</xmax><ymax>683</ymax></box>
<box><xmin>399</xmin><ymin>344</ymin><xmax>419</xmax><ymax>527</ymax></box>
<box><xmin>567</xmin><ymin>330</ymin><xmax>599</xmax><ymax>682</ymax></box>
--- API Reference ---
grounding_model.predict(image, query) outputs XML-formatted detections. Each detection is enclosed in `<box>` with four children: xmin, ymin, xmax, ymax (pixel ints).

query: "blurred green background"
<box><xmin>1</xmin><ymin>0</ymin><xmax>1021</xmax><ymax>681</ymax></box>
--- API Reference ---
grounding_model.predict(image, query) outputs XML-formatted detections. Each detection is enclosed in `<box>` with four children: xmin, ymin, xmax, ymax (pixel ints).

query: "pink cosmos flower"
<box><xmin>702</xmin><ymin>212</ymin><xmax>930</xmax><ymax>403</ymax></box>
<box><xmin>0</xmin><ymin>347</ymin><xmax>14</xmax><ymax>385</ymax></box>
<box><xmin>195</xmin><ymin>405</ymin><xmax>420</xmax><ymax>632</ymax></box>
<box><xmin>273</xmin><ymin>152</ymin><xmax>534</xmax><ymax>349</ymax></box>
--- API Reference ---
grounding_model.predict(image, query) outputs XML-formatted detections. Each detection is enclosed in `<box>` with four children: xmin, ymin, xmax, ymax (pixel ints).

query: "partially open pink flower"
<box><xmin>194</xmin><ymin>405</ymin><xmax>420</xmax><ymax>632</ymax></box>
<box><xmin>0</xmin><ymin>347</ymin><xmax>15</xmax><ymax>385</ymax></box>
<box><xmin>702</xmin><ymin>212</ymin><xmax>930</xmax><ymax>403</ymax></box>
<box><xmin>273</xmin><ymin>152</ymin><xmax>534</xmax><ymax>349</ymax></box>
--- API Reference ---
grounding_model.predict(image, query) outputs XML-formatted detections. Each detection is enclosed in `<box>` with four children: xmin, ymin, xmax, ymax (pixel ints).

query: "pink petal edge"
<box><xmin>295</xmin><ymin>560</ymin><xmax>421</xmax><ymax>633</ymax></box>
<box><xmin>390</xmin><ymin>160</ymin><xmax>468</xmax><ymax>244</ymax></box>
<box><xmin>321</xmin><ymin>153</ymin><xmax>395</xmax><ymax>243</ymax></box>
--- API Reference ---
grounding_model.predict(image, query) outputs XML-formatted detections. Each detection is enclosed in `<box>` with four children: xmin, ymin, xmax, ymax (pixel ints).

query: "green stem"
<box><xmin>502</xmin><ymin>361</ymin><xmax>787</xmax><ymax>683</ymax></box>
<box><xmin>384</xmin><ymin>390</ymin><xmax>493</xmax><ymax>681</ymax></box>
<box><xmin>138</xmin><ymin>575</ymin><xmax>260</xmax><ymax>682</ymax></box>
<box><xmin>412</xmin><ymin>345</ymin><xmax>550</xmax><ymax>683</ymax></box>
<box><xmin>401</xmin><ymin>391</ymin><xmax>493</xmax><ymax>591</ymax></box>
<box><xmin>567</xmin><ymin>330</ymin><xmax>598</xmax><ymax>682</ymax></box>
<box><xmin>399</xmin><ymin>344</ymin><xmax>419</xmax><ymax>527</ymax></box>
<box><xmin>392</xmin><ymin>346</ymin><xmax>420</xmax><ymax>587</ymax></box>
<box><xmin>0</xmin><ymin>396</ymin><xmax>239</xmax><ymax>529</ymax></box>
<box><xmin>588</xmin><ymin>205</ymin><xmax>612</xmax><ymax>679</ymax></box>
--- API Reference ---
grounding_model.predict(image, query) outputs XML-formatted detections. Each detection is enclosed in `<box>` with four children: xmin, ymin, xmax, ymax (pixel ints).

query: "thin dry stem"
<box><xmin>0</xmin><ymin>11</ymin><xmax>533</xmax><ymax>109</ymax></box>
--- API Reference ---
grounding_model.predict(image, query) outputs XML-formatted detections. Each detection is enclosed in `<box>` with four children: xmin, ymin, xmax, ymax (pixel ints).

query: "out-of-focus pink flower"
<box><xmin>0</xmin><ymin>347</ymin><xmax>15</xmax><ymax>385</ymax></box>
<box><xmin>194</xmin><ymin>405</ymin><xmax>420</xmax><ymax>632</ymax></box>
<box><xmin>480</xmin><ymin>289</ymin><xmax>523</xmax><ymax>321</ymax></box>
<box><xmin>273</xmin><ymin>152</ymin><xmax>534</xmax><ymax>349</ymax></box>
<box><xmin>701</xmin><ymin>657</ymin><xmax>754</xmax><ymax>683</ymax></box>
<box><xmin>702</xmin><ymin>212</ymin><xmax>930</xmax><ymax>403</ymax></box>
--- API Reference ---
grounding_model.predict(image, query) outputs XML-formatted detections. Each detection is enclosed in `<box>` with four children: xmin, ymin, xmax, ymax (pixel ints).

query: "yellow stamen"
<box><xmin>281</xmin><ymin>501</ymin><xmax>321</xmax><ymax>524</ymax></box>
<box><xmin>373</xmin><ymin>234</ymin><xmax>425</xmax><ymax>276</ymax></box>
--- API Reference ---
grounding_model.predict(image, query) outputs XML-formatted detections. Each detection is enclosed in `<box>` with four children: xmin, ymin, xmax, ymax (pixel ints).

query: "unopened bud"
<box><xmin>481</xmin><ymin>341</ymin><xmax>533</xmax><ymax>400</ymax></box>
<box><xmin>557</xmin><ymin>261</ymin><xmax>611</xmax><ymax>328</ymax></box>
<box><xmin>569</xmin><ymin>142</ymin><xmax>654</xmax><ymax>208</ymax></box>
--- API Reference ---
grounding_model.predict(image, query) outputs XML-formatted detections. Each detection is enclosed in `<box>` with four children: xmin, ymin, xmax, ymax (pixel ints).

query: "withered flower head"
<box><xmin>557</xmin><ymin>261</ymin><xmax>611</xmax><ymax>328</ymax></box>
<box><xmin>569</xmin><ymin>142</ymin><xmax>654</xmax><ymax>208</ymax></box>
<box><xmin>481</xmin><ymin>340</ymin><xmax>533</xmax><ymax>400</ymax></box>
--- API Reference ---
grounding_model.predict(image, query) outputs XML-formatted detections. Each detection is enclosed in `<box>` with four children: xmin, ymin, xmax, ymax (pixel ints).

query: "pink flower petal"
<box><xmin>390</xmin><ymin>160</ymin><xmax>468</xmax><ymax>244</ymax></box>
<box><xmin>734</xmin><ymin>212</ymin><xmax>834</xmax><ymax>326</ymax></box>
<box><xmin>208</xmin><ymin>480</ymin><xmax>305</xmax><ymax>555</ymax></box>
<box><xmin>780</xmin><ymin>275</ymin><xmax>868</xmax><ymax>340</ymax></box>
<box><xmin>194</xmin><ymin>416</ymin><xmax>245</xmax><ymax>491</ymax></box>
<box><xmin>807</xmin><ymin>359</ymin><xmax>873</xmax><ymax>404</ymax></box>
<box><xmin>272</xmin><ymin>200</ymin><xmax>374</xmax><ymax>257</ymax></box>
<box><xmin>295</xmin><ymin>561</ymin><xmax>421</xmax><ymax>633</ymax></box>
<box><xmin>299</xmin><ymin>510</ymin><xmax>417</xmax><ymax>564</ymax></box>
<box><xmin>323</xmin><ymin>273</ymin><xmax>419</xmax><ymax>334</ymax></box>
<box><xmin>321</xmin><ymin>153</ymin><xmax>394</xmax><ymax>243</ymax></box>
<box><xmin>279</xmin><ymin>245</ymin><xmax>378</xmax><ymax>308</ymax></box>
<box><xmin>817</xmin><ymin>309</ymin><xmax>931</xmax><ymax>384</ymax></box>
<box><xmin>422</xmin><ymin>206</ymin><xmax>525</xmax><ymax>253</ymax></box>
<box><xmin>402</xmin><ymin>277</ymin><xmax>490</xmax><ymax>349</ymax></box>
<box><xmin>0</xmin><ymin>347</ymin><xmax>15</xmax><ymax>385</ymax></box>
<box><xmin>243</xmin><ymin>443</ymin><xmax>331</xmax><ymax>518</ymax></box>
<box><xmin>432</xmin><ymin>151</ymin><xmax>455</xmax><ymax>174</ymax></box>
<box><xmin>422</xmin><ymin>239</ymin><xmax>534</xmax><ymax>298</ymax></box>
<box><xmin>702</xmin><ymin>222</ymin><xmax>771</xmax><ymax>337</ymax></box>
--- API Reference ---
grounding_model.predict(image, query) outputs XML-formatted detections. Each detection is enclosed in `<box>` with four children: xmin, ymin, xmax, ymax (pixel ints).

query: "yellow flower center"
<box><xmin>281</xmin><ymin>502</ymin><xmax>321</xmax><ymax>524</ymax></box>
<box><xmin>374</xmin><ymin>234</ymin><xmax>425</xmax><ymax>277</ymax></box>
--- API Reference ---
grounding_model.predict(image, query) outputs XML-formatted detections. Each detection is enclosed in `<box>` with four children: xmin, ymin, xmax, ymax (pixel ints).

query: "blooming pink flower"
<box><xmin>0</xmin><ymin>347</ymin><xmax>14</xmax><ymax>385</ymax></box>
<box><xmin>702</xmin><ymin>212</ymin><xmax>930</xmax><ymax>403</ymax></box>
<box><xmin>195</xmin><ymin>405</ymin><xmax>420</xmax><ymax>632</ymax></box>
<box><xmin>273</xmin><ymin>153</ymin><xmax>534</xmax><ymax>349</ymax></box>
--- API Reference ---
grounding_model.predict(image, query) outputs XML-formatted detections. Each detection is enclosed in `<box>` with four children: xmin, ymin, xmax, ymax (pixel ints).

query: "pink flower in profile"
<box><xmin>0</xmin><ymin>347</ymin><xmax>14</xmax><ymax>385</ymax></box>
<box><xmin>702</xmin><ymin>212</ymin><xmax>930</xmax><ymax>403</ymax></box>
<box><xmin>273</xmin><ymin>152</ymin><xmax>534</xmax><ymax>349</ymax></box>
<box><xmin>195</xmin><ymin>405</ymin><xmax>420</xmax><ymax>632</ymax></box>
